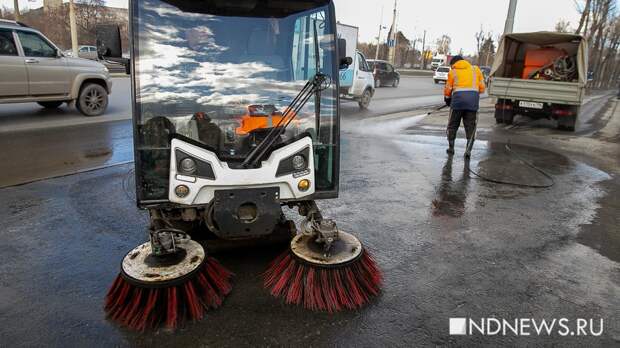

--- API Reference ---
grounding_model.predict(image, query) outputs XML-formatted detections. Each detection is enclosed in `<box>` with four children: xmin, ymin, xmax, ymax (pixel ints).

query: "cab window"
<box><xmin>17</xmin><ymin>31</ymin><xmax>56</xmax><ymax>58</ymax></box>
<box><xmin>356</xmin><ymin>53</ymin><xmax>369</xmax><ymax>72</ymax></box>
<box><xmin>0</xmin><ymin>29</ymin><xmax>18</xmax><ymax>56</ymax></box>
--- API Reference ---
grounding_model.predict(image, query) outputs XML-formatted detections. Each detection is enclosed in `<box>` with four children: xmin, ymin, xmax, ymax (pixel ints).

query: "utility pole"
<box><xmin>69</xmin><ymin>0</ymin><xmax>79</xmax><ymax>57</ymax></box>
<box><xmin>387</xmin><ymin>0</ymin><xmax>397</xmax><ymax>65</ymax></box>
<box><xmin>421</xmin><ymin>30</ymin><xmax>426</xmax><ymax>70</ymax></box>
<box><xmin>375</xmin><ymin>6</ymin><xmax>384</xmax><ymax>61</ymax></box>
<box><xmin>13</xmin><ymin>0</ymin><xmax>20</xmax><ymax>21</ymax></box>
<box><xmin>503</xmin><ymin>0</ymin><xmax>518</xmax><ymax>35</ymax></box>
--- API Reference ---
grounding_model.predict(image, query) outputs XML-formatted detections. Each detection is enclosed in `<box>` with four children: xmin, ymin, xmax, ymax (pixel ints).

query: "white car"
<box><xmin>63</xmin><ymin>45</ymin><xmax>98</xmax><ymax>60</ymax></box>
<box><xmin>433</xmin><ymin>66</ymin><xmax>451</xmax><ymax>84</ymax></box>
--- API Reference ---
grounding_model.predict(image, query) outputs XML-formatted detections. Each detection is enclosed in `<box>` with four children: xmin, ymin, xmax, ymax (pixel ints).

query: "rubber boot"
<box><xmin>446</xmin><ymin>140</ymin><xmax>455</xmax><ymax>155</ymax></box>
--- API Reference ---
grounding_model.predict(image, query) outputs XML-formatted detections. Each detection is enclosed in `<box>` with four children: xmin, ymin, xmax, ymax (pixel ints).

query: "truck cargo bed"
<box><xmin>489</xmin><ymin>77</ymin><xmax>583</xmax><ymax>105</ymax></box>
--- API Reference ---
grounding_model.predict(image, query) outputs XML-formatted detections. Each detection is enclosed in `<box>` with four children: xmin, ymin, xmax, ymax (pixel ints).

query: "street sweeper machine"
<box><xmin>99</xmin><ymin>0</ymin><xmax>382</xmax><ymax>330</ymax></box>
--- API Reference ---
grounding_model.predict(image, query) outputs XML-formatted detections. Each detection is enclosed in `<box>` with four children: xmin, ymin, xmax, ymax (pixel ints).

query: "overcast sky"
<box><xmin>3</xmin><ymin>0</ymin><xmax>581</xmax><ymax>54</ymax></box>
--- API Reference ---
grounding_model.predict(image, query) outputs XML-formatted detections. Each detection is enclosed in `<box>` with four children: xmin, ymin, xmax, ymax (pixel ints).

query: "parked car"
<box><xmin>367</xmin><ymin>59</ymin><xmax>400</xmax><ymax>87</ymax></box>
<box><xmin>433</xmin><ymin>66</ymin><xmax>451</xmax><ymax>84</ymax></box>
<box><xmin>0</xmin><ymin>20</ymin><xmax>112</xmax><ymax>116</ymax></box>
<box><xmin>63</xmin><ymin>45</ymin><xmax>99</xmax><ymax>60</ymax></box>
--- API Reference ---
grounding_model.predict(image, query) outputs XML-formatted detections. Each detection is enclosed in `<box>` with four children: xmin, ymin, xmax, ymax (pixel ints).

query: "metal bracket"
<box><xmin>148</xmin><ymin>209</ymin><xmax>191</xmax><ymax>256</ymax></box>
<box><xmin>298</xmin><ymin>201</ymin><xmax>339</xmax><ymax>256</ymax></box>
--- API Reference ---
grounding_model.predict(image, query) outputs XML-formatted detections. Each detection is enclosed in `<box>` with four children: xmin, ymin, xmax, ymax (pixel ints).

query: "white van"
<box><xmin>337</xmin><ymin>23</ymin><xmax>375</xmax><ymax>109</ymax></box>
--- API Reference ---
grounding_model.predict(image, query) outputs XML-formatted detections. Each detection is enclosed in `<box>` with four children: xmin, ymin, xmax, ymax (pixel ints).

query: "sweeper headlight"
<box><xmin>276</xmin><ymin>147</ymin><xmax>310</xmax><ymax>177</ymax></box>
<box><xmin>292</xmin><ymin>155</ymin><xmax>306</xmax><ymax>171</ymax></box>
<box><xmin>180</xmin><ymin>158</ymin><xmax>197</xmax><ymax>174</ymax></box>
<box><xmin>175</xmin><ymin>150</ymin><xmax>216</xmax><ymax>180</ymax></box>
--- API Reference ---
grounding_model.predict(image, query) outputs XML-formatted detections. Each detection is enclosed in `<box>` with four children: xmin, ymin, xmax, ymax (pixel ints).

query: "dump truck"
<box><xmin>489</xmin><ymin>32</ymin><xmax>588</xmax><ymax>131</ymax></box>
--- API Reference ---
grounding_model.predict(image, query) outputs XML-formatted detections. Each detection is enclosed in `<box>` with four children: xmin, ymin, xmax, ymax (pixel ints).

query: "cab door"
<box><xmin>16</xmin><ymin>30</ymin><xmax>69</xmax><ymax>96</ymax></box>
<box><xmin>351</xmin><ymin>52</ymin><xmax>372</xmax><ymax>96</ymax></box>
<box><xmin>0</xmin><ymin>29</ymin><xmax>28</xmax><ymax>97</ymax></box>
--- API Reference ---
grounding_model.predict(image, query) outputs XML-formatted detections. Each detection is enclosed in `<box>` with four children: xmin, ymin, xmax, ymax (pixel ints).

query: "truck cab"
<box><xmin>431</xmin><ymin>54</ymin><xmax>446</xmax><ymax>70</ymax></box>
<box><xmin>337</xmin><ymin>23</ymin><xmax>374</xmax><ymax>109</ymax></box>
<box><xmin>339</xmin><ymin>50</ymin><xmax>375</xmax><ymax>108</ymax></box>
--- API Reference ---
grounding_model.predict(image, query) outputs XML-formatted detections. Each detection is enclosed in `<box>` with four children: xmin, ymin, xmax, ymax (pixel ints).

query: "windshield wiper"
<box><xmin>242</xmin><ymin>73</ymin><xmax>329</xmax><ymax>168</ymax></box>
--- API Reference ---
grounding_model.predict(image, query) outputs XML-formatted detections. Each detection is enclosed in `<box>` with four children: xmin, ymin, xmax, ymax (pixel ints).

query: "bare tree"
<box><xmin>475</xmin><ymin>27</ymin><xmax>485</xmax><ymax>65</ymax></box>
<box><xmin>575</xmin><ymin>0</ymin><xmax>592</xmax><ymax>34</ymax></box>
<box><xmin>555</xmin><ymin>19</ymin><xmax>572</xmax><ymax>33</ymax></box>
<box><xmin>435</xmin><ymin>35</ymin><xmax>451</xmax><ymax>55</ymax></box>
<box><xmin>479</xmin><ymin>34</ymin><xmax>496</xmax><ymax>67</ymax></box>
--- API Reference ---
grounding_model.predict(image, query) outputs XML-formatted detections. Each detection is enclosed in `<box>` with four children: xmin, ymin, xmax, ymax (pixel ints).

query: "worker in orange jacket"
<box><xmin>444</xmin><ymin>55</ymin><xmax>486</xmax><ymax>157</ymax></box>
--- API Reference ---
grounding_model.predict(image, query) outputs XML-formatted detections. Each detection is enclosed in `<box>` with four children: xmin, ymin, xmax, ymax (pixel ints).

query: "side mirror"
<box><xmin>338</xmin><ymin>38</ymin><xmax>347</xmax><ymax>60</ymax></box>
<box><xmin>96</xmin><ymin>24</ymin><xmax>122</xmax><ymax>59</ymax></box>
<box><xmin>339</xmin><ymin>56</ymin><xmax>353</xmax><ymax>69</ymax></box>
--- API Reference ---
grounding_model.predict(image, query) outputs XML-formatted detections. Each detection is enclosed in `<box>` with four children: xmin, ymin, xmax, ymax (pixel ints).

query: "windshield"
<box><xmin>133</xmin><ymin>0</ymin><xmax>338</xmax><ymax>202</ymax></box>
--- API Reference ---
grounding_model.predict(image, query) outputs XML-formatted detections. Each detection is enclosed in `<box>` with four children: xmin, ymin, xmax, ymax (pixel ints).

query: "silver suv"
<box><xmin>0</xmin><ymin>20</ymin><xmax>112</xmax><ymax>116</ymax></box>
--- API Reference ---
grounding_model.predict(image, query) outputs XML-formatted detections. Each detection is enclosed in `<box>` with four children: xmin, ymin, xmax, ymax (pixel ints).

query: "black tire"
<box><xmin>557</xmin><ymin>114</ymin><xmax>577</xmax><ymax>132</ymax></box>
<box><xmin>392</xmin><ymin>78</ymin><xmax>399</xmax><ymax>87</ymax></box>
<box><xmin>77</xmin><ymin>83</ymin><xmax>108</xmax><ymax>116</ymax></box>
<box><xmin>358</xmin><ymin>89</ymin><xmax>372</xmax><ymax>109</ymax></box>
<box><xmin>494</xmin><ymin>108</ymin><xmax>514</xmax><ymax>125</ymax></box>
<box><xmin>37</xmin><ymin>101</ymin><xmax>64</xmax><ymax>109</ymax></box>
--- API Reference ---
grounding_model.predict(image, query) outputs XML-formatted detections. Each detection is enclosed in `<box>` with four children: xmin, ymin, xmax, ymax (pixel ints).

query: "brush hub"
<box><xmin>120</xmin><ymin>239</ymin><xmax>205</xmax><ymax>287</ymax></box>
<box><xmin>290</xmin><ymin>230</ymin><xmax>362</xmax><ymax>266</ymax></box>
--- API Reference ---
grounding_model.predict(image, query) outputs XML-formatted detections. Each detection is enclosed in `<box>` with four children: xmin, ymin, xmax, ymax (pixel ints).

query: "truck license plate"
<box><xmin>519</xmin><ymin>101</ymin><xmax>544</xmax><ymax>109</ymax></box>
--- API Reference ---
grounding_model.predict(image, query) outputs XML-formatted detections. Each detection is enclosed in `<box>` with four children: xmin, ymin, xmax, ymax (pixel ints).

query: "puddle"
<box><xmin>576</xmin><ymin>178</ymin><xmax>620</xmax><ymax>263</ymax></box>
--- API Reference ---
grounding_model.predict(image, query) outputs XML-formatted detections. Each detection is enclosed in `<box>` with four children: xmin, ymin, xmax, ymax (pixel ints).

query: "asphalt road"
<box><xmin>0</xmin><ymin>76</ymin><xmax>444</xmax><ymax>188</ymax></box>
<box><xmin>0</xmin><ymin>78</ymin><xmax>618</xmax><ymax>346</ymax></box>
<box><xmin>0</xmin><ymin>94</ymin><xmax>618</xmax><ymax>346</ymax></box>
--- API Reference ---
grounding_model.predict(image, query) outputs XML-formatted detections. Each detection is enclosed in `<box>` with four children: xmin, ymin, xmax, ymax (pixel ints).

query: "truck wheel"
<box><xmin>558</xmin><ymin>116</ymin><xmax>577</xmax><ymax>132</ymax></box>
<box><xmin>358</xmin><ymin>89</ymin><xmax>371</xmax><ymax>109</ymax></box>
<box><xmin>495</xmin><ymin>108</ymin><xmax>514</xmax><ymax>125</ymax></box>
<box><xmin>77</xmin><ymin>83</ymin><xmax>108</xmax><ymax>117</ymax></box>
<box><xmin>37</xmin><ymin>101</ymin><xmax>64</xmax><ymax>109</ymax></box>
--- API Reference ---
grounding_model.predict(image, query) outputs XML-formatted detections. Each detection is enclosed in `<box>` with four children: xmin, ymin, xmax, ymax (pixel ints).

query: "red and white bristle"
<box><xmin>104</xmin><ymin>257</ymin><xmax>232</xmax><ymax>331</ymax></box>
<box><xmin>263</xmin><ymin>249</ymin><xmax>382</xmax><ymax>312</ymax></box>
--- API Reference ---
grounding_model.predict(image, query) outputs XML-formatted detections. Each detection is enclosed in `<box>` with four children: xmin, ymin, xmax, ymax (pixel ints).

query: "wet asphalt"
<box><xmin>0</xmin><ymin>94</ymin><xmax>619</xmax><ymax>346</ymax></box>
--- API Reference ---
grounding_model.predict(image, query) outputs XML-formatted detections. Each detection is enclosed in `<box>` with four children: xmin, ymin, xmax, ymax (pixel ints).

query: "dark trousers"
<box><xmin>447</xmin><ymin>109</ymin><xmax>478</xmax><ymax>145</ymax></box>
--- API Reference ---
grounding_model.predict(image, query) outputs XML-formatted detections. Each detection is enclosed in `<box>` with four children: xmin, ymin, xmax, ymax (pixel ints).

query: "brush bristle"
<box><xmin>104</xmin><ymin>257</ymin><xmax>233</xmax><ymax>331</ymax></box>
<box><xmin>263</xmin><ymin>249</ymin><xmax>382</xmax><ymax>312</ymax></box>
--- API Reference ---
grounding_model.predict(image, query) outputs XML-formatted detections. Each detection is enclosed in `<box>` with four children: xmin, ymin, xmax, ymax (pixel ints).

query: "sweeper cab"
<box><xmin>100</xmin><ymin>0</ymin><xmax>381</xmax><ymax>330</ymax></box>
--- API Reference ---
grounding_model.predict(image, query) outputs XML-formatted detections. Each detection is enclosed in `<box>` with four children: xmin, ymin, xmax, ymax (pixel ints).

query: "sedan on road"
<box><xmin>433</xmin><ymin>66</ymin><xmax>451</xmax><ymax>84</ymax></box>
<box><xmin>367</xmin><ymin>59</ymin><xmax>400</xmax><ymax>88</ymax></box>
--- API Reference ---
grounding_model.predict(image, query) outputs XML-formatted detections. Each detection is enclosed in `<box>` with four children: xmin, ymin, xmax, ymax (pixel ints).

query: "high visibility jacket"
<box><xmin>444</xmin><ymin>60</ymin><xmax>486</xmax><ymax>111</ymax></box>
